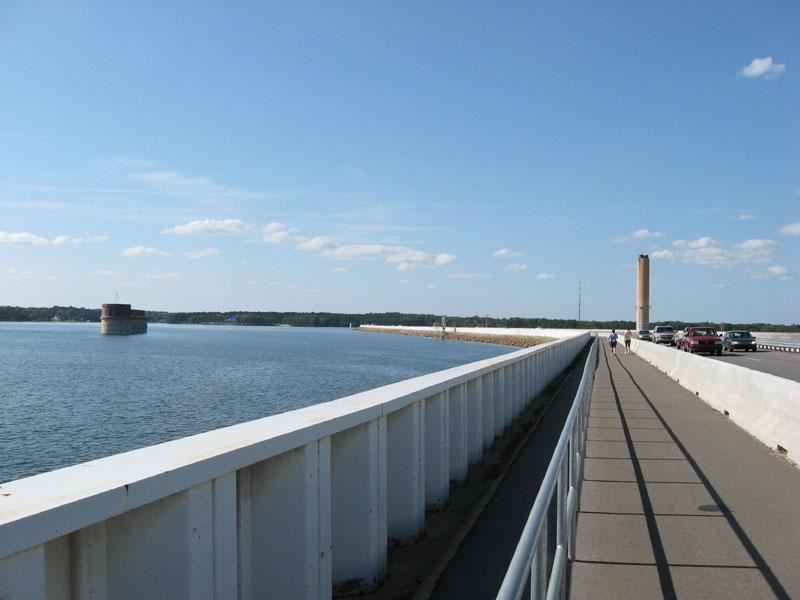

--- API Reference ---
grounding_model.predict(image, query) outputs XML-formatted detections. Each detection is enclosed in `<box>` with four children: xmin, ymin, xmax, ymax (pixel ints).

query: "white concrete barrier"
<box><xmin>360</xmin><ymin>325</ymin><xmax>588</xmax><ymax>339</ymax></box>
<box><xmin>0</xmin><ymin>332</ymin><xmax>590</xmax><ymax>599</ymax></box>
<box><xmin>630</xmin><ymin>339</ymin><xmax>800</xmax><ymax>464</ymax></box>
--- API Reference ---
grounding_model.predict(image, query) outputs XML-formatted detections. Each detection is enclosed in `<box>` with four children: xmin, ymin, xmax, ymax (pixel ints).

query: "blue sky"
<box><xmin>1</xmin><ymin>2</ymin><xmax>798</xmax><ymax>323</ymax></box>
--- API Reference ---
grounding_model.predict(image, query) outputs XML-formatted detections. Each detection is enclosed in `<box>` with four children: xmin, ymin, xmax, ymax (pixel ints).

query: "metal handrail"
<box><xmin>497</xmin><ymin>337</ymin><xmax>597</xmax><ymax>600</ymax></box>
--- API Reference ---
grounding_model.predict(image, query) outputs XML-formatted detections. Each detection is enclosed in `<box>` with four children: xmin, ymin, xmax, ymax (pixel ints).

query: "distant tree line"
<box><xmin>1</xmin><ymin>306</ymin><xmax>798</xmax><ymax>332</ymax></box>
<box><xmin>0</xmin><ymin>305</ymin><xmax>100</xmax><ymax>322</ymax></box>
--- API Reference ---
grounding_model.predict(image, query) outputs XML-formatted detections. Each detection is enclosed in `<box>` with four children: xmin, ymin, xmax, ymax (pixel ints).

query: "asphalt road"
<box><xmin>656</xmin><ymin>344</ymin><xmax>800</xmax><ymax>383</ymax></box>
<box><xmin>708</xmin><ymin>349</ymin><xmax>799</xmax><ymax>383</ymax></box>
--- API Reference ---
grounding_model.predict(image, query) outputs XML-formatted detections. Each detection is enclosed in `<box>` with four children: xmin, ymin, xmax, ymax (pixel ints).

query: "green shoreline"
<box><xmin>2</xmin><ymin>305</ymin><xmax>798</xmax><ymax>332</ymax></box>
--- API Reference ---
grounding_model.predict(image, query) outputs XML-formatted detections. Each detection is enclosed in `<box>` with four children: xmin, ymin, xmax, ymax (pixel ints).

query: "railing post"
<box><xmin>0</xmin><ymin>545</ymin><xmax>45</xmax><ymax>598</ymax></box>
<box><xmin>331</xmin><ymin>420</ymin><xmax>387</xmax><ymax>592</ymax></box>
<box><xmin>239</xmin><ymin>439</ymin><xmax>332</xmax><ymax>599</ymax></box>
<box><xmin>425</xmin><ymin>391</ymin><xmax>450</xmax><ymax>510</ymax></box>
<box><xmin>504</xmin><ymin>365</ymin><xmax>514</xmax><ymax>428</ymax></box>
<box><xmin>482</xmin><ymin>371</ymin><xmax>495</xmax><ymax>450</ymax></box>
<box><xmin>71</xmin><ymin>523</ymin><xmax>109</xmax><ymax>600</ymax></box>
<box><xmin>449</xmin><ymin>383</ymin><xmax>468</xmax><ymax>483</ymax></box>
<box><xmin>466</xmin><ymin>377</ymin><xmax>483</xmax><ymax>466</ymax></box>
<box><xmin>387</xmin><ymin>402</ymin><xmax>425</xmax><ymax>540</ymax></box>
<box><xmin>495</xmin><ymin>367</ymin><xmax>505</xmax><ymax>437</ymax></box>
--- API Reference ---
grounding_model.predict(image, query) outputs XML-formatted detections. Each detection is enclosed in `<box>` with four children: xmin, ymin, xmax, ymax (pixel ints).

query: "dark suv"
<box><xmin>722</xmin><ymin>330</ymin><xmax>757</xmax><ymax>352</ymax></box>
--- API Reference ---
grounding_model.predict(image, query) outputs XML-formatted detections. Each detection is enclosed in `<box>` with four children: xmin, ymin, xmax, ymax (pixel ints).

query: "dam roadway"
<box><xmin>707</xmin><ymin>348</ymin><xmax>800</xmax><ymax>383</ymax></box>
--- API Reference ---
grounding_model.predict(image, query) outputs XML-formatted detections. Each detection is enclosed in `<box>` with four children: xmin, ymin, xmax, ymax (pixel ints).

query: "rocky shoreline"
<box><xmin>356</xmin><ymin>327</ymin><xmax>554</xmax><ymax>348</ymax></box>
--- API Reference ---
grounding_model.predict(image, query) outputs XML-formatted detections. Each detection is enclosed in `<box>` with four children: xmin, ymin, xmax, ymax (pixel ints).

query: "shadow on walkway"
<box><xmin>569</xmin><ymin>343</ymin><xmax>798</xmax><ymax>599</ymax></box>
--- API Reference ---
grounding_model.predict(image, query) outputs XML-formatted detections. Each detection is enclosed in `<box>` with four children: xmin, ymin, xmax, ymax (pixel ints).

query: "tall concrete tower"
<box><xmin>636</xmin><ymin>254</ymin><xmax>650</xmax><ymax>332</ymax></box>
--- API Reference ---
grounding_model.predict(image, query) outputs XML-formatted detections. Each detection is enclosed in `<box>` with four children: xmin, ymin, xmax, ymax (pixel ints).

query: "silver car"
<box><xmin>653</xmin><ymin>325</ymin><xmax>675</xmax><ymax>345</ymax></box>
<box><xmin>637</xmin><ymin>330</ymin><xmax>652</xmax><ymax>341</ymax></box>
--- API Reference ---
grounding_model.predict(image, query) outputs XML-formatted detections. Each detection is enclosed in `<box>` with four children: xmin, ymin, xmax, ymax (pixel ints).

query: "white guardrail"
<box><xmin>630</xmin><ymin>338</ymin><xmax>800</xmax><ymax>464</ymax></box>
<box><xmin>497</xmin><ymin>338</ymin><xmax>597</xmax><ymax>600</ymax></box>
<box><xmin>0</xmin><ymin>330</ymin><xmax>590</xmax><ymax>600</ymax></box>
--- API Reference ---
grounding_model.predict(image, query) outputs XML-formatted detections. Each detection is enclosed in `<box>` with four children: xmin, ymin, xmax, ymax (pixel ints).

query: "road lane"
<box><xmin>671</xmin><ymin>346</ymin><xmax>800</xmax><ymax>383</ymax></box>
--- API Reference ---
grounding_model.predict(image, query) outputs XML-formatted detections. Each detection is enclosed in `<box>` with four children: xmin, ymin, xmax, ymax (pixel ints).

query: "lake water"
<box><xmin>0</xmin><ymin>322</ymin><xmax>512</xmax><ymax>483</ymax></box>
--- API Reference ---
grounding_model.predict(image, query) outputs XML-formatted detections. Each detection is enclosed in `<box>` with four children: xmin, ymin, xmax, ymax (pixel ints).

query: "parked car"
<box><xmin>637</xmin><ymin>330</ymin><xmax>652</xmax><ymax>341</ymax></box>
<box><xmin>722</xmin><ymin>330</ymin><xmax>757</xmax><ymax>352</ymax></box>
<box><xmin>653</xmin><ymin>325</ymin><xmax>675</xmax><ymax>345</ymax></box>
<box><xmin>681</xmin><ymin>327</ymin><xmax>722</xmax><ymax>355</ymax></box>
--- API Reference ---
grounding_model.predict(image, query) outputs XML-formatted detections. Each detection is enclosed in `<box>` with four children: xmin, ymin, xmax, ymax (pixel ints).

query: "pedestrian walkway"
<box><xmin>569</xmin><ymin>342</ymin><xmax>800</xmax><ymax>599</ymax></box>
<box><xmin>429</xmin><ymin>346</ymin><xmax>588</xmax><ymax>599</ymax></box>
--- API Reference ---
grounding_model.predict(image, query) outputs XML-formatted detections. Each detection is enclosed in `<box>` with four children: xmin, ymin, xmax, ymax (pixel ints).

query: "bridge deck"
<box><xmin>569</xmin><ymin>342</ymin><xmax>800</xmax><ymax>599</ymax></box>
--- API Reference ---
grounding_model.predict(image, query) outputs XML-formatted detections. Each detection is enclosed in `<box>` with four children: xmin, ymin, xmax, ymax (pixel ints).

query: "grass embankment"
<box><xmin>357</xmin><ymin>327</ymin><xmax>554</xmax><ymax>348</ymax></box>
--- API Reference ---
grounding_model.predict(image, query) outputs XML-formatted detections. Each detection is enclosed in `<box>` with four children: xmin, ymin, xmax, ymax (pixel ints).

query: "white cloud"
<box><xmin>447</xmin><ymin>272</ymin><xmax>490</xmax><ymax>280</ymax></box>
<box><xmin>751</xmin><ymin>264</ymin><xmax>793</xmax><ymax>281</ymax></box>
<box><xmin>321</xmin><ymin>244</ymin><xmax>430</xmax><ymax>267</ymax></box>
<box><xmin>331</xmin><ymin>266</ymin><xmax>347</xmax><ymax>273</ymax></box>
<box><xmin>633</xmin><ymin>228</ymin><xmax>665</xmax><ymax>239</ymax></box>
<box><xmin>145</xmin><ymin>271</ymin><xmax>179</xmax><ymax>280</ymax></box>
<box><xmin>263</xmin><ymin>222</ymin><xmax>296</xmax><ymax>243</ymax></box>
<box><xmin>92</xmin><ymin>270</ymin><xmax>119</xmax><ymax>277</ymax></box>
<box><xmin>51</xmin><ymin>235</ymin><xmax>108</xmax><ymax>246</ymax></box>
<box><xmin>651</xmin><ymin>249</ymin><xmax>675</xmax><ymax>260</ymax></box>
<box><xmin>766</xmin><ymin>265</ymin><xmax>787</xmax><ymax>276</ymax></box>
<box><xmin>734</xmin><ymin>213</ymin><xmax>756</xmax><ymax>222</ymax></box>
<box><xmin>434</xmin><ymin>253</ymin><xmax>458</xmax><ymax>266</ymax></box>
<box><xmin>386</xmin><ymin>248</ymin><xmax>429</xmax><ymax>264</ymax></box>
<box><xmin>674</xmin><ymin>237</ymin><xmax>717</xmax><ymax>249</ymax></box>
<box><xmin>5</xmin><ymin>267</ymin><xmax>34</xmax><ymax>279</ymax></box>
<box><xmin>614</xmin><ymin>229</ymin><xmax>666</xmax><ymax>243</ymax></box>
<box><xmin>255</xmin><ymin>218</ymin><xmax>456</xmax><ymax>272</ymax></box>
<box><xmin>131</xmin><ymin>169</ymin><xmax>266</xmax><ymax>200</ymax></box>
<box><xmin>506</xmin><ymin>263</ymin><xmax>528</xmax><ymax>272</ymax></box>
<box><xmin>185</xmin><ymin>248</ymin><xmax>219</xmax><ymax>260</ymax></box>
<box><xmin>0</xmin><ymin>230</ymin><xmax>50</xmax><ymax>245</ymax></box>
<box><xmin>535</xmin><ymin>272</ymin><xmax>555</xmax><ymax>280</ymax></box>
<box><xmin>736</xmin><ymin>238</ymin><xmax>778</xmax><ymax>263</ymax></box>
<box><xmin>123</xmin><ymin>246</ymin><xmax>171</xmax><ymax>258</ymax></box>
<box><xmin>111</xmin><ymin>156</ymin><xmax>156</xmax><ymax>167</ymax></box>
<box><xmin>295</xmin><ymin>236</ymin><xmax>334</xmax><ymax>251</ymax></box>
<box><xmin>163</xmin><ymin>219</ymin><xmax>249</xmax><ymax>235</ymax></box>
<box><xmin>492</xmin><ymin>248</ymin><xmax>523</xmax><ymax>259</ymax></box>
<box><xmin>651</xmin><ymin>237</ymin><xmax>777</xmax><ymax>268</ymax></box>
<box><xmin>739</xmin><ymin>56</ymin><xmax>785</xmax><ymax>79</ymax></box>
<box><xmin>780</xmin><ymin>222</ymin><xmax>800</xmax><ymax>236</ymax></box>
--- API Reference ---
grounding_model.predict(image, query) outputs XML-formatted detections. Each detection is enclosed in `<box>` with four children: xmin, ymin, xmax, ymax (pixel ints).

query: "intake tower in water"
<box><xmin>100</xmin><ymin>303</ymin><xmax>147</xmax><ymax>335</ymax></box>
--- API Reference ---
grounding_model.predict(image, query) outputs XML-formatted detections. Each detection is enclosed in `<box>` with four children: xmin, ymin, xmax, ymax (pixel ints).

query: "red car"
<box><xmin>681</xmin><ymin>327</ymin><xmax>723</xmax><ymax>355</ymax></box>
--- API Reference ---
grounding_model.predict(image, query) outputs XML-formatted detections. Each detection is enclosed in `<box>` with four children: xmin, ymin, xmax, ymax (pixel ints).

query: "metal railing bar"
<box><xmin>496</xmin><ymin>339</ymin><xmax>597</xmax><ymax>600</ymax></box>
<box><xmin>545</xmin><ymin>546</ymin><xmax>567</xmax><ymax>600</ymax></box>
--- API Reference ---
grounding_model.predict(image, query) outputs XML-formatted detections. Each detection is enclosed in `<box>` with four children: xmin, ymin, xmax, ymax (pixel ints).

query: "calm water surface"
<box><xmin>0</xmin><ymin>323</ymin><xmax>511</xmax><ymax>483</ymax></box>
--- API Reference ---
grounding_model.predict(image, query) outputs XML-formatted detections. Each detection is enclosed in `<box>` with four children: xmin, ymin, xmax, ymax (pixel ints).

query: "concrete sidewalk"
<box><xmin>569</xmin><ymin>342</ymin><xmax>800</xmax><ymax>599</ymax></box>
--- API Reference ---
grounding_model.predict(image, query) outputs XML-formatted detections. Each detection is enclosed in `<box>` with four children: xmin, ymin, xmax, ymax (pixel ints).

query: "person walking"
<box><xmin>608</xmin><ymin>329</ymin><xmax>618</xmax><ymax>355</ymax></box>
<box><xmin>624</xmin><ymin>328</ymin><xmax>632</xmax><ymax>354</ymax></box>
